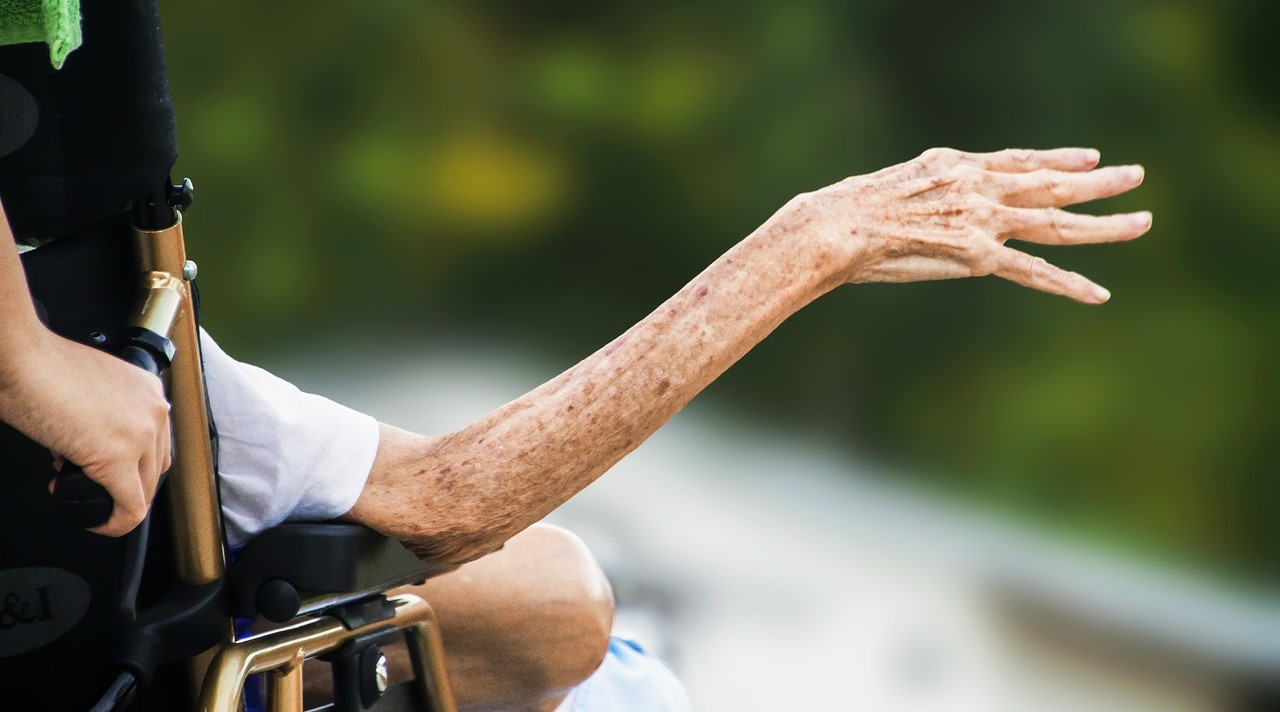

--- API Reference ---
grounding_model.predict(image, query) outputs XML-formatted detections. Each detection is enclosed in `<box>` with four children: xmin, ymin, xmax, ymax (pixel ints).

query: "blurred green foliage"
<box><xmin>162</xmin><ymin>0</ymin><xmax>1279</xmax><ymax>585</ymax></box>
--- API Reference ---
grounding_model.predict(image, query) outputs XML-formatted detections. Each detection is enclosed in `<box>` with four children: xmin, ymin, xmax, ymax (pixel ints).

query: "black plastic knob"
<box><xmin>256</xmin><ymin>579</ymin><xmax>301</xmax><ymax>623</ymax></box>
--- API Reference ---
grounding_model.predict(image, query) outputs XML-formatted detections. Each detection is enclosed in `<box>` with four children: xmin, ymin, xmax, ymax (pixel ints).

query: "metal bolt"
<box><xmin>374</xmin><ymin>653</ymin><xmax>389</xmax><ymax>693</ymax></box>
<box><xmin>170</xmin><ymin>177</ymin><xmax>195</xmax><ymax>212</ymax></box>
<box><xmin>182</xmin><ymin>260</ymin><xmax>198</xmax><ymax>281</ymax></box>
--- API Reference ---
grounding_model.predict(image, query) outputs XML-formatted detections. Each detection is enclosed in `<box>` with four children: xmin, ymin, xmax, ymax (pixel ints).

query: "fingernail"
<box><xmin>1129</xmin><ymin>211</ymin><xmax>1153</xmax><ymax>228</ymax></box>
<box><xmin>1123</xmin><ymin>165</ymin><xmax>1145</xmax><ymax>183</ymax></box>
<box><xmin>1083</xmin><ymin>148</ymin><xmax>1101</xmax><ymax>164</ymax></box>
<box><xmin>1091</xmin><ymin>284</ymin><xmax>1112</xmax><ymax>304</ymax></box>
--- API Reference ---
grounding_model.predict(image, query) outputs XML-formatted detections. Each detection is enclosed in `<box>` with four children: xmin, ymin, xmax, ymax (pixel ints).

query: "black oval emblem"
<box><xmin>0</xmin><ymin>73</ymin><xmax>40</xmax><ymax>159</ymax></box>
<box><xmin>0</xmin><ymin>567</ymin><xmax>90</xmax><ymax>657</ymax></box>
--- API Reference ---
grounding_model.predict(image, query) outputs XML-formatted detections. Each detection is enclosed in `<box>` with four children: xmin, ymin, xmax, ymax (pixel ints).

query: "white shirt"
<box><xmin>199</xmin><ymin>329</ymin><xmax>379</xmax><ymax>547</ymax></box>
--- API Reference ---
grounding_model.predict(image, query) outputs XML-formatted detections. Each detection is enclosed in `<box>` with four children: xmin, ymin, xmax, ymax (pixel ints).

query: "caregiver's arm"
<box><xmin>348</xmin><ymin>147</ymin><xmax>1151</xmax><ymax>566</ymax></box>
<box><xmin>0</xmin><ymin>199</ymin><xmax>171</xmax><ymax>537</ymax></box>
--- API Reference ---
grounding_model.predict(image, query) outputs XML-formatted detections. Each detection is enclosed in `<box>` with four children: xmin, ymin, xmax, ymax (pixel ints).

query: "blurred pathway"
<box><xmin>280</xmin><ymin>342</ymin><xmax>1272</xmax><ymax>712</ymax></box>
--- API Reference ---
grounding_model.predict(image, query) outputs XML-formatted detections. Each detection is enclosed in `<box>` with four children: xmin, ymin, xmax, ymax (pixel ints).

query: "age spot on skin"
<box><xmin>657</xmin><ymin>379</ymin><xmax>671</xmax><ymax>395</ymax></box>
<box><xmin>435</xmin><ymin>467</ymin><xmax>457</xmax><ymax>494</ymax></box>
<box><xmin>696</xmin><ymin>287</ymin><xmax>709</xmax><ymax>300</ymax></box>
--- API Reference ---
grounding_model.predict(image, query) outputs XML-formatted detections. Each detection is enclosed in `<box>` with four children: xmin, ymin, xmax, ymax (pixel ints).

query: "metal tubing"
<box><xmin>266</xmin><ymin>652</ymin><xmax>305</xmax><ymax>712</ymax></box>
<box><xmin>198</xmin><ymin>595</ymin><xmax>457</xmax><ymax>712</ymax></box>
<box><xmin>405</xmin><ymin>610</ymin><xmax>459</xmax><ymax>712</ymax></box>
<box><xmin>133</xmin><ymin>271</ymin><xmax>184</xmax><ymax>339</ymax></box>
<box><xmin>133</xmin><ymin>215</ymin><xmax>228</xmax><ymax>705</ymax></box>
<box><xmin>133</xmin><ymin>215</ymin><xmax>225</xmax><ymax>587</ymax></box>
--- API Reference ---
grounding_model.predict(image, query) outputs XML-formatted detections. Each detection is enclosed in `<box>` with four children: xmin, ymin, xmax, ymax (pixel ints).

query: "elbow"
<box><xmin>399</xmin><ymin>523</ymin><xmax>513</xmax><ymax>572</ymax></box>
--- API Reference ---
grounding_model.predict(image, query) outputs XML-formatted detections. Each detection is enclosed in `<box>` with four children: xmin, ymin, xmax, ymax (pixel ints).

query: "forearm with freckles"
<box><xmin>348</xmin><ymin>204</ymin><xmax>841</xmax><ymax>566</ymax></box>
<box><xmin>349</xmin><ymin>146</ymin><xmax>1151</xmax><ymax>565</ymax></box>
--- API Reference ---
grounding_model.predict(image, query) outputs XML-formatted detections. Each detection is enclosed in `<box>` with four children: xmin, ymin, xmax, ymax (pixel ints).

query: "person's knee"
<box><xmin>514</xmin><ymin>523</ymin><xmax>615</xmax><ymax>688</ymax></box>
<box><xmin>395</xmin><ymin>522</ymin><xmax>614</xmax><ymax>708</ymax></box>
<box><xmin>448</xmin><ymin>522</ymin><xmax>613</xmax><ymax>693</ymax></box>
<box><xmin>305</xmin><ymin>524</ymin><xmax>614</xmax><ymax>709</ymax></box>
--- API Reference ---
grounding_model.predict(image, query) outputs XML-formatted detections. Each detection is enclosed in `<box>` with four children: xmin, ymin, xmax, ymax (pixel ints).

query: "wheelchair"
<box><xmin>0</xmin><ymin>182</ymin><xmax>462</xmax><ymax>712</ymax></box>
<box><xmin>0</xmin><ymin>4</ymin><xmax>461</xmax><ymax>711</ymax></box>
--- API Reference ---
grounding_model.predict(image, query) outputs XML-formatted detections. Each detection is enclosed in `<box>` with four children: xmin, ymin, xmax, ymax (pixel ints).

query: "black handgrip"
<box><xmin>53</xmin><ymin>464</ymin><xmax>116</xmax><ymax>529</ymax></box>
<box><xmin>53</xmin><ymin>344</ymin><xmax>167</xmax><ymax>530</ymax></box>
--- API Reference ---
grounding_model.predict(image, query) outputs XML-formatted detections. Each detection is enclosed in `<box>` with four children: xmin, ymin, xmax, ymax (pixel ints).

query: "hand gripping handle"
<box><xmin>54</xmin><ymin>343</ymin><xmax>168</xmax><ymax>529</ymax></box>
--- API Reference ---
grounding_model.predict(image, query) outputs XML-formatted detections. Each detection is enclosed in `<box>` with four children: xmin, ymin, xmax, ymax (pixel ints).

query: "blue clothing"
<box><xmin>565</xmin><ymin>637</ymin><xmax>692</xmax><ymax>712</ymax></box>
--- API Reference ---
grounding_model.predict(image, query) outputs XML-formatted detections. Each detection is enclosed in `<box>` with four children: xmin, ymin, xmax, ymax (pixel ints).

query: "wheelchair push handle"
<box><xmin>54</xmin><ymin>339</ymin><xmax>173</xmax><ymax>530</ymax></box>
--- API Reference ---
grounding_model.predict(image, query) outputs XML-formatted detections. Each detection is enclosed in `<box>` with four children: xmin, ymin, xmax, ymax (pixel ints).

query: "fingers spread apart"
<box><xmin>1001</xmin><ymin>208</ymin><xmax>1153</xmax><ymax>245</ymax></box>
<box><xmin>993</xmin><ymin>247</ymin><xmax>1111</xmax><ymax>305</ymax></box>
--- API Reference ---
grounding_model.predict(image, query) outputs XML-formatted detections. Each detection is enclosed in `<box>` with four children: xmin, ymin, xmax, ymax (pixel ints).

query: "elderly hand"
<box><xmin>790</xmin><ymin>147</ymin><xmax>1150</xmax><ymax>303</ymax></box>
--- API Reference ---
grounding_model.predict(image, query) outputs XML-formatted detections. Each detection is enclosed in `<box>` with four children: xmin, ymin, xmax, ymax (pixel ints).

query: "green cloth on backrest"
<box><xmin>0</xmin><ymin>0</ymin><xmax>82</xmax><ymax>68</ymax></box>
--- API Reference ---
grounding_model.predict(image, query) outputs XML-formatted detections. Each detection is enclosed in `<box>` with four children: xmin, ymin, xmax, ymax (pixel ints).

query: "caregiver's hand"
<box><xmin>789</xmin><ymin>147</ymin><xmax>1150</xmax><ymax>303</ymax></box>
<box><xmin>0</xmin><ymin>328</ymin><xmax>171</xmax><ymax>537</ymax></box>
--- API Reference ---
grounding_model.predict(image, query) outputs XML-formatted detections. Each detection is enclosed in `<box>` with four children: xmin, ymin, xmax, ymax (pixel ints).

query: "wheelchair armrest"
<box><xmin>227</xmin><ymin>523</ymin><xmax>447</xmax><ymax>622</ymax></box>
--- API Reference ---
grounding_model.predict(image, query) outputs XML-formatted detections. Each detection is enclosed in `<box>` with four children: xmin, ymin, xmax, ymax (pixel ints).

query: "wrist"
<box><xmin>753</xmin><ymin>193</ymin><xmax>855</xmax><ymax>299</ymax></box>
<box><xmin>0</xmin><ymin>320</ymin><xmax>52</xmax><ymax>397</ymax></box>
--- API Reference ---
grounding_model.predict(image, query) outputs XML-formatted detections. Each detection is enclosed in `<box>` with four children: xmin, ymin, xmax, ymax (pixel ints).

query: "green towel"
<box><xmin>0</xmin><ymin>0</ymin><xmax>82</xmax><ymax>68</ymax></box>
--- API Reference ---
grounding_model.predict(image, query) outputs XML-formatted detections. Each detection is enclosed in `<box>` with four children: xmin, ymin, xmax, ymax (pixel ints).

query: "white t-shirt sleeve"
<box><xmin>198</xmin><ymin>328</ymin><xmax>380</xmax><ymax>547</ymax></box>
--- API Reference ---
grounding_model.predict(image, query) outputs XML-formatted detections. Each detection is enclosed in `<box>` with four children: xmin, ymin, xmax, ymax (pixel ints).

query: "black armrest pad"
<box><xmin>227</xmin><ymin>524</ymin><xmax>443</xmax><ymax>620</ymax></box>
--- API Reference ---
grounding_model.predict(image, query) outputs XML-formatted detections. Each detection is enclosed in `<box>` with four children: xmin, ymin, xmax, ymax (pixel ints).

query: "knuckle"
<box><xmin>972</xmin><ymin>201</ymin><xmax>996</xmax><ymax>223</ymax></box>
<box><xmin>951</xmin><ymin>163</ymin><xmax>979</xmax><ymax>181</ymax></box>
<box><xmin>971</xmin><ymin>244</ymin><xmax>1001</xmax><ymax>275</ymax></box>
<box><xmin>1044</xmin><ymin>208</ymin><xmax>1067</xmax><ymax>236</ymax></box>
<box><xmin>101</xmin><ymin>442</ymin><xmax>129</xmax><ymax>465</ymax></box>
<box><xmin>946</xmin><ymin>165</ymin><xmax>983</xmax><ymax>193</ymax></box>
<box><xmin>964</xmin><ymin>193</ymin><xmax>999</xmax><ymax>220</ymax></box>
<box><xmin>138</xmin><ymin>421</ymin><xmax>160</xmax><ymax>443</ymax></box>
<box><xmin>920</xmin><ymin>147</ymin><xmax>955</xmax><ymax>165</ymax></box>
<box><xmin>120</xmin><ymin>493</ymin><xmax>145</xmax><ymax>520</ymax></box>
<box><xmin>1044</xmin><ymin>174</ymin><xmax>1068</xmax><ymax>202</ymax></box>
<box><xmin>1026</xmin><ymin>254</ymin><xmax>1049</xmax><ymax>280</ymax></box>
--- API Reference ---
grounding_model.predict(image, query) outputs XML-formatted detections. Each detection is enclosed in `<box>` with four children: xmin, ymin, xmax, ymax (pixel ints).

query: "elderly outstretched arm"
<box><xmin>348</xmin><ymin>147</ymin><xmax>1151</xmax><ymax>567</ymax></box>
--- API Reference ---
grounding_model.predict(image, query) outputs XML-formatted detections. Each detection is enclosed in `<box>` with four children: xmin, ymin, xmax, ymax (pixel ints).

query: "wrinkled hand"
<box><xmin>794</xmin><ymin>147</ymin><xmax>1150</xmax><ymax>303</ymax></box>
<box><xmin>0</xmin><ymin>328</ymin><xmax>171</xmax><ymax>536</ymax></box>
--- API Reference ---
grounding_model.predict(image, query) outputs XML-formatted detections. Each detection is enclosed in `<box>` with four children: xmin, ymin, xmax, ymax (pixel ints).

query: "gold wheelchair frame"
<box><xmin>124</xmin><ymin>213</ymin><xmax>458</xmax><ymax>712</ymax></box>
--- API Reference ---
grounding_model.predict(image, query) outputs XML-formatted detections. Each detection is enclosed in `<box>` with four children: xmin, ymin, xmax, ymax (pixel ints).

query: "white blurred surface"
<box><xmin>276</xmin><ymin>341</ymin><xmax>1273</xmax><ymax>712</ymax></box>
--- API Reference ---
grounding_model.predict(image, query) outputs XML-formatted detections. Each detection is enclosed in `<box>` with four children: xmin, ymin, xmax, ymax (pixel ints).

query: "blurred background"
<box><xmin>158</xmin><ymin>0</ymin><xmax>1278</xmax><ymax>709</ymax></box>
